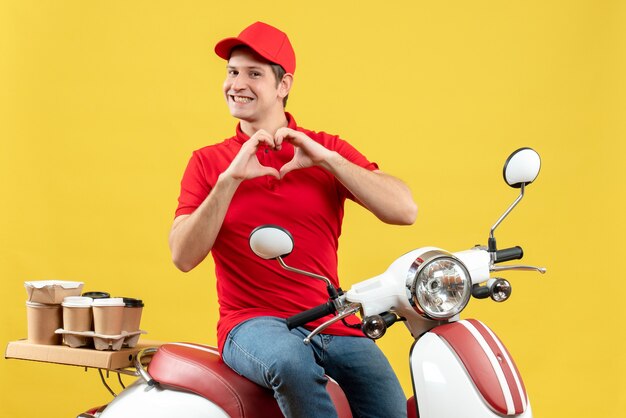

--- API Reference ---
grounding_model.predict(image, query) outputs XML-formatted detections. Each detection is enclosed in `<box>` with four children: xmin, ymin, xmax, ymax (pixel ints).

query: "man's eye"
<box><xmin>228</xmin><ymin>70</ymin><xmax>238</xmax><ymax>76</ymax></box>
<box><xmin>251</xmin><ymin>72</ymin><xmax>261</xmax><ymax>77</ymax></box>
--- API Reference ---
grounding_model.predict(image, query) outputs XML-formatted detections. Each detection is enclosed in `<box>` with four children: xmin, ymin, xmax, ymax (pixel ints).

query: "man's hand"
<box><xmin>274</xmin><ymin>127</ymin><xmax>334</xmax><ymax>178</ymax></box>
<box><xmin>223</xmin><ymin>129</ymin><xmax>281</xmax><ymax>181</ymax></box>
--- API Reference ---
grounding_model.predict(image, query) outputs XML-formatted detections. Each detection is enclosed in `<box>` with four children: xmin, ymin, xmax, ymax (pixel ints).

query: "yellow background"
<box><xmin>1</xmin><ymin>1</ymin><xmax>624</xmax><ymax>417</ymax></box>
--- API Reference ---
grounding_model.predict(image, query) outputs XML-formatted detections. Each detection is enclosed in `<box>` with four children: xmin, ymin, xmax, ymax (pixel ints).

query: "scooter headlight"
<box><xmin>407</xmin><ymin>251</ymin><xmax>472</xmax><ymax>320</ymax></box>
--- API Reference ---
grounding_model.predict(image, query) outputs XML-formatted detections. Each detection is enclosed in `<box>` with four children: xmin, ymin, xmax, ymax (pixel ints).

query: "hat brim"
<box><xmin>214</xmin><ymin>37</ymin><xmax>285</xmax><ymax>71</ymax></box>
<box><xmin>214</xmin><ymin>37</ymin><xmax>246</xmax><ymax>60</ymax></box>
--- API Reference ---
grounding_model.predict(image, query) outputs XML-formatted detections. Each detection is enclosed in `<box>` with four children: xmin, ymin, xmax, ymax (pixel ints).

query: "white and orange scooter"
<box><xmin>81</xmin><ymin>148</ymin><xmax>545</xmax><ymax>418</ymax></box>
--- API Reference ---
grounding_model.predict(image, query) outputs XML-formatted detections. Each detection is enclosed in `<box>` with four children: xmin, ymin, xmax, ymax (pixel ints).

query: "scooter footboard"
<box><xmin>410</xmin><ymin>319</ymin><xmax>531</xmax><ymax>417</ymax></box>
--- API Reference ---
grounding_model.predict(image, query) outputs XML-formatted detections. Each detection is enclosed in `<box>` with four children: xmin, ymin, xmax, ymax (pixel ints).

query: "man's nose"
<box><xmin>231</xmin><ymin>74</ymin><xmax>246</xmax><ymax>90</ymax></box>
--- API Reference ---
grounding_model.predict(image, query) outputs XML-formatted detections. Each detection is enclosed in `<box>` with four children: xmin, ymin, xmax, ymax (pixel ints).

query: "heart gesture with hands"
<box><xmin>274</xmin><ymin>127</ymin><xmax>334</xmax><ymax>178</ymax></box>
<box><xmin>225</xmin><ymin>127</ymin><xmax>334</xmax><ymax>182</ymax></box>
<box><xmin>224</xmin><ymin>129</ymin><xmax>282</xmax><ymax>181</ymax></box>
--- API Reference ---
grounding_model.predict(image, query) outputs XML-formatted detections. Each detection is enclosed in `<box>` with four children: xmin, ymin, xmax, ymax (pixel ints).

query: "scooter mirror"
<box><xmin>503</xmin><ymin>148</ymin><xmax>541</xmax><ymax>188</ymax></box>
<box><xmin>249</xmin><ymin>225</ymin><xmax>294</xmax><ymax>260</ymax></box>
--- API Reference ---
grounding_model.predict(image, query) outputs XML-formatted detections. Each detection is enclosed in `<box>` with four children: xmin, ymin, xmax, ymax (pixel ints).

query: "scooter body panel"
<box><xmin>98</xmin><ymin>379</ymin><xmax>229</xmax><ymax>418</ymax></box>
<box><xmin>410</xmin><ymin>324</ymin><xmax>532</xmax><ymax>418</ymax></box>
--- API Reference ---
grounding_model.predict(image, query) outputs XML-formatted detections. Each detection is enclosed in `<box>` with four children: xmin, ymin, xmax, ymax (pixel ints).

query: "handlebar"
<box><xmin>494</xmin><ymin>246</ymin><xmax>524</xmax><ymax>263</ymax></box>
<box><xmin>286</xmin><ymin>301</ymin><xmax>337</xmax><ymax>330</ymax></box>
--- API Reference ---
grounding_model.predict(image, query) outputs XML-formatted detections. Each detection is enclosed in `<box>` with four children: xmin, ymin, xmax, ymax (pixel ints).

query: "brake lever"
<box><xmin>490</xmin><ymin>265</ymin><xmax>547</xmax><ymax>274</ymax></box>
<box><xmin>303</xmin><ymin>303</ymin><xmax>361</xmax><ymax>345</ymax></box>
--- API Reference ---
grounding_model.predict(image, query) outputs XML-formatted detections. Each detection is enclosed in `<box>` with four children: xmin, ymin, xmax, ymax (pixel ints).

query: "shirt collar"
<box><xmin>234</xmin><ymin>113</ymin><xmax>297</xmax><ymax>143</ymax></box>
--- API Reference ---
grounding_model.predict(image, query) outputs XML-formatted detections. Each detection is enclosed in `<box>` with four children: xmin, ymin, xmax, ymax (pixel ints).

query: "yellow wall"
<box><xmin>1</xmin><ymin>1</ymin><xmax>624</xmax><ymax>416</ymax></box>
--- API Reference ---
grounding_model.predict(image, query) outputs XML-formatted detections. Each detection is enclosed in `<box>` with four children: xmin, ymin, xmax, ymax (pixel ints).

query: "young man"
<box><xmin>169</xmin><ymin>21</ymin><xmax>417</xmax><ymax>418</ymax></box>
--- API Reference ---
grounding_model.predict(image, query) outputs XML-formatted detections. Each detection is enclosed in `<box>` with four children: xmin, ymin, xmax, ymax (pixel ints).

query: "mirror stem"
<box><xmin>489</xmin><ymin>183</ymin><xmax>526</xmax><ymax>255</ymax></box>
<box><xmin>277</xmin><ymin>257</ymin><xmax>339</xmax><ymax>299</ymax></box>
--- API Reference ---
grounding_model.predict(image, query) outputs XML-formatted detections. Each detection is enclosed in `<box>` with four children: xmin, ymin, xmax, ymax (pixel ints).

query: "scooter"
<box><xmin>80</xmin><ymin>147</ymin><xmax>545</xmax><ymax>418</ymax></box>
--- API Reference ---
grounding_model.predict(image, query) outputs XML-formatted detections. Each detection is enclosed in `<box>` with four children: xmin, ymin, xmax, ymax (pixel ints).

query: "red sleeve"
<box><xmin>316</xmin><ymin>132</ymin><xmax>379</xmax><ymax>201</ymax></box>
<box><xmin>312</xmin><ymin>130</ymin><xmax>379</xmax><ymax>171</ymax></box>
<box><xmin>335</xmin><ymin>138</ymin><xmax>379</xmax><ymax>172</ymax></box>
<box><xmin>175</xmin><ymin>152</ymin><xmax>211</xmax><ymax>217</ymax></box>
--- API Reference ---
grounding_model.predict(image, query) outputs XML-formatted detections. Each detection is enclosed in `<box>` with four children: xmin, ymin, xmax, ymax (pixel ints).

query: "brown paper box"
<box><xmin>5</xmin><ymin>339</ymin><xmax>162</xmax><ymax>370</ymax></box>
<box><xmin>25</xmin><ymin>282</ymin><xmax>84</xmax><ymax>304</ymax></box>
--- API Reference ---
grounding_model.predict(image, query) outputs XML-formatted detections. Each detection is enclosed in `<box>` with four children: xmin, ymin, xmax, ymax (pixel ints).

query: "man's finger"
<box><xmin>275</xmin><ymin>127</ymin><xmax>301</xmax><ymax>144</ymax></box>
<box><xmin>279</xmin><ymin>163</ymin><xmax>295</xmax><ymax>179</ymax></box>
<box><xmin>261</xmin><ymin>166</ymin><xmax>281</xmax><ymax>179</ymax></box>
<box><xmin>255</xmin><ymin>133</ymin><xmax>274</xmax><ymax>147</ymax></box>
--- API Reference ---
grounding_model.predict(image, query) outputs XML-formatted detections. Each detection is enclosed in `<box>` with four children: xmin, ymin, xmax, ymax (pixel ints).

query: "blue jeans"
<box><xmin>222</xmin><ymin>316</ymin><xmax>407</xmax><ymax>418</ymax></box>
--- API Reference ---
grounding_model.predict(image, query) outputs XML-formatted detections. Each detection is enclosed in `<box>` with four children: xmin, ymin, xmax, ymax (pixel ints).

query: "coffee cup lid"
<box><xmin>62</xmin><ymin>296</ymin><xmax>93</xmax><ymax>307</ymax></box>
<box><xmin>82</xmin><ymin>291</ymin><xmax>110</xmax><ymax>299</ymax></box>
<box><xmin>92</xmin><ymin>297</ymin><xmax>125</xmax><ymax>307</ymax></box>
<box><xmin>122</xmin><ymin>297</ymin><xmax>144</xmax><ymax>307</ymax></box>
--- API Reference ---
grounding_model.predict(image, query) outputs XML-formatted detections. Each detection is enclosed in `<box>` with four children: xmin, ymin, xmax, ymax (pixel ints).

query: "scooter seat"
<box><xmin>148</xmin><ymin>342</ymin><xmax>353</xmax><ymax>418</ymax></box>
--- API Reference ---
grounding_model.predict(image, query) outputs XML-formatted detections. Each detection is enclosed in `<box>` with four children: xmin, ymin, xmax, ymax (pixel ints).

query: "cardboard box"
<box><xmin>24</xmin><ymin>280</ymin><xmax>84</xmax><ymax>304</ymax></box>
<box><xmin>5</xmin><ymin>339</ymin><xmax>162</xmax><ymax>370</ymax></box>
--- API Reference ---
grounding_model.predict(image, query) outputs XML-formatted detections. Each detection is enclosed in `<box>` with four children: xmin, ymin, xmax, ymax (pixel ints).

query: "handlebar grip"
<box><xmin>286</xmin><ymin>301</ymin><xmax>336</xmax><ymax>330</ymax></box>
<box><xmin>495</xmin><ymin>246</ymin><xmax>524</xmax><ymax>263</ymax></box>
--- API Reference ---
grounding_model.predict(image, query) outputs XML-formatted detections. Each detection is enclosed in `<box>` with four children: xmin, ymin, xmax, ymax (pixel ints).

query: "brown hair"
<box><xmin>269</xmin><ymin>63</ymin><xmax>288</xmax><ymax>107</ymax></box>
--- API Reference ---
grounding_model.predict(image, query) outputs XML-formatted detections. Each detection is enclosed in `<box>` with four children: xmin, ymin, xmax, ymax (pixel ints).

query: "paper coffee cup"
<box><xmin>62</xmin><ymin>296</ymin><xmax>93</xmax><ymax>332</ymax></box>
<box><xmin>92</xmin><ymin>298</ymin><xmax>125</xmax><ymax>336</ymax></box>
<box><xmin>26</xmin><ymin>301</ymin><xmax>62</xmax><ymax>345</ymax></box>
<box><xmin>121</xmin><ymin>298</ymin><xmax>144</xmax><ymax>333</ymax></box>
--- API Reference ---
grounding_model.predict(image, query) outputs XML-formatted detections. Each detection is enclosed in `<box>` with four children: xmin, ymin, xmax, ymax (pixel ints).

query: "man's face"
<box><xmin>223</xmin><ymin>48</ymin><xmax>284</xmax><ymax>123</ymax></box>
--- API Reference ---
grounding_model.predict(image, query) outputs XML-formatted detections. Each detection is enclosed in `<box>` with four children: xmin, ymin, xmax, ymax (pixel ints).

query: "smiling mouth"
<box><xmin>231</xmin><ymin>95</ymin><xmax>253</xmax><ymax>104</ymax></box>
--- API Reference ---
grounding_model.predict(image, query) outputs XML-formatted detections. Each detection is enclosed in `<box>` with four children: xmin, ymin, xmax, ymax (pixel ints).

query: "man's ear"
<box><xmin>278</xmin><ymin>73</ymin><xmax>293</xmax><ymax>99</ymax></box>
